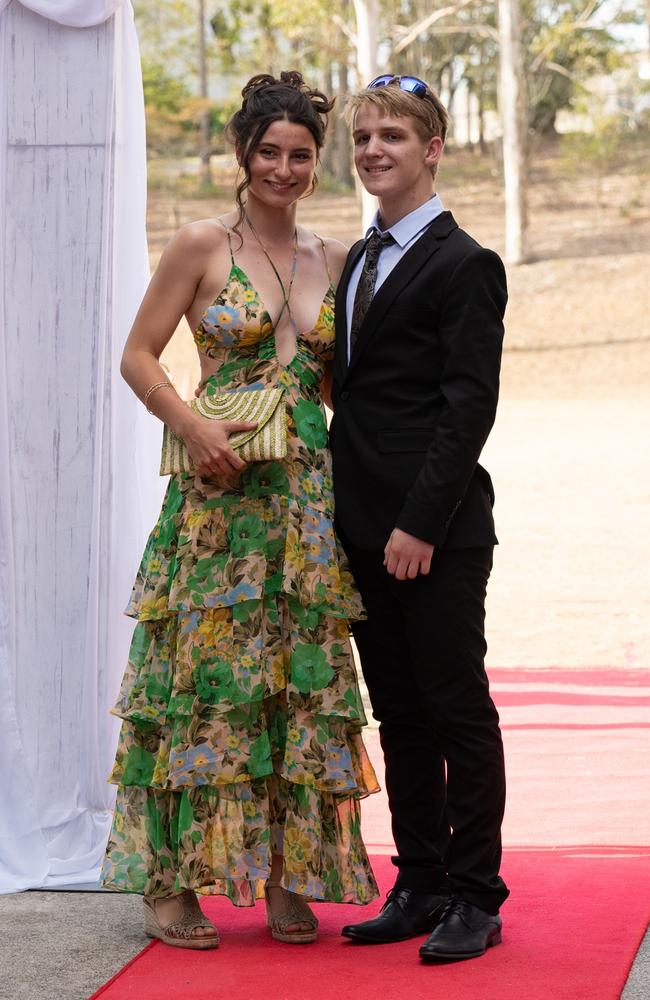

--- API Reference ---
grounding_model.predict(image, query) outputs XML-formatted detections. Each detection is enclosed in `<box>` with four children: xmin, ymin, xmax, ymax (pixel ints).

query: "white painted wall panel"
<box><xmin>7</xmin><ymin>6</ymin><xmax>112</xmax><ymax>145</ymax></box>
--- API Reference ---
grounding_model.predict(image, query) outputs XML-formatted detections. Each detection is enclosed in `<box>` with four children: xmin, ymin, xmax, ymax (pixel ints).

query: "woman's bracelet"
<box><xmin>144</xmin><ymin>380</ymin><xmax>173</xmax><ymax>413</ymax></box>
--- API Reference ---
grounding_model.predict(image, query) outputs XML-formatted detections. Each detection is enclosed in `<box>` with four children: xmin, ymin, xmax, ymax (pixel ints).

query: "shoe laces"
<box><xmin>441</xmin><ymin>896</ymin><xmax>466</xmax><ymax>917</ymax></box>
<box><xmin>381</xmin><ymin>887</ymin><xmax>410</xmax><ymax>912</ymax></box>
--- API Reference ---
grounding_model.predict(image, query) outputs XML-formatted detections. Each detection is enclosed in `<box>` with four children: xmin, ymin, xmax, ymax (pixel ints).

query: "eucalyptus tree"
<box><xmin>498</xmin><ymin>0</ymin><xmax>528</xmax><ymax>263</ymax></box>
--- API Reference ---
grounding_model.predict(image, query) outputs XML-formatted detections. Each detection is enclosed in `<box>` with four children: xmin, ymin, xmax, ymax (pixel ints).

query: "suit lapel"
<box><xmin>335</xmin><ymin>238</ymin><xmax>365</xmax><ymax>381</ymax></box>
<box><xmin>346</xmin><ymin>211</ymin><xmax>458</xmax><ymax>376</ymax></box>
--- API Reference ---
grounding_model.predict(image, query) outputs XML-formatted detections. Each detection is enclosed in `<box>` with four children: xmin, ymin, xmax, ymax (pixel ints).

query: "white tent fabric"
<box><xmin>0</xmin><ymin>0</ymin><xmax>163</xmax><ymax>891</ymax></box>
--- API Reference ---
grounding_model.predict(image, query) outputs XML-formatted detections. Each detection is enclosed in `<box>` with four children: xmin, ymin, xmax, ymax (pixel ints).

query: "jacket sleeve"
<box><xmin>395</xmin><ymin>246</ymin><xmax>507</xmax><ymax>546</ymax></box>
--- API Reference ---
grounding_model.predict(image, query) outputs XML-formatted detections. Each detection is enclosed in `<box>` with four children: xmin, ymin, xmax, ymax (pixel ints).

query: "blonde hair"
<box><xmin>344</xmin><ymin>82</ymin><xmax>449</xmax><ymax>175</ymax></box>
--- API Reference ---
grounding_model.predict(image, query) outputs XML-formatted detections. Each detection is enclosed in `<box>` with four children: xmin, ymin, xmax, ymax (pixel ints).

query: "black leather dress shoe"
<box><xmin>341</xmin><ymin>888</ymin><xmax>447</xmax><ymax>944</ymax></box>
<box><xmin>419</xmin><ymin>899</ymin><xmax>502</xmax><ymax>961</ymax></box>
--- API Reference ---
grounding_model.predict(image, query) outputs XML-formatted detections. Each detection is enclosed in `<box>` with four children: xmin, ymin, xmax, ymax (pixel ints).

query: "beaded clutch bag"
<box><xmin>160</xmin><ymin>386</ymin><xmax>287</xmax><ymax>475</ymax></box>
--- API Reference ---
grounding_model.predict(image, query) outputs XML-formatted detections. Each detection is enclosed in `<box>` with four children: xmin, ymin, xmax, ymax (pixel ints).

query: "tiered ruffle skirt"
<box><xmin>101</xmin><ymin>472</ymin><xmax>379</xmax><ymax>905</ymax></box>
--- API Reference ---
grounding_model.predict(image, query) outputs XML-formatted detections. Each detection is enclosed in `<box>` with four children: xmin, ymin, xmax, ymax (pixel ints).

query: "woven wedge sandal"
<box><xmin>143</xmin><ymin>889</ymin><xmax>220</xmax><ymax>950</ymax></box>
<box><xmin>264</xmin><ymin>881</ymin><xmax>318</xmax><ymax>944</ymax></box>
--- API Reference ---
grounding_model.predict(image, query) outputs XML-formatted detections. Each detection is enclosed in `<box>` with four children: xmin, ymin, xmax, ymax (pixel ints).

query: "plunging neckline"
<box><xmin>194</xmin><ymin>261</ymin><xmax>334</xmax><ymax>369</ymax></box>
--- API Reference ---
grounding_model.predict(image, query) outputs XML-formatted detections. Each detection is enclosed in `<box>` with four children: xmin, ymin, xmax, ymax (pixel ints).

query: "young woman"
<box><xmin>100</xmin><ymin>71</ymin><xmax>378</xmax><ymax>949</ymax></box>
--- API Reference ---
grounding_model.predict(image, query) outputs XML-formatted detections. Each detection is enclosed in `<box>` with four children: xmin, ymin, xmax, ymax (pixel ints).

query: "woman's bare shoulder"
<box><xmin>320</xmin><ymin>236</ymin><xmax>350</xmax><ymax>285</ymax></box>
<box><xmin>166</xmin><ymin>218</ymin><xmax>230</xmax><ymax>257</ymax></box>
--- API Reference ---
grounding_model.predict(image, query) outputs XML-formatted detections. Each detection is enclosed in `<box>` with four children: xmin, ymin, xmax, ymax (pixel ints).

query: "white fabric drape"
<box><xmin>0</xmin><ymin>0</ymin><xmax>163</xmax><ymax>891</ymax></box>
<box><xmin>0</xmin><ymin>1</ymin><xmax>122</xmax><ymax>25</ymax></box>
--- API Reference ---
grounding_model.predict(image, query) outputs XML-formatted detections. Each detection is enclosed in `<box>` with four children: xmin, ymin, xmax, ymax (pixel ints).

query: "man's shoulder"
<box><xmin>433</xmin><ymin>221</ymin><xmax>505</xmax><ymax>282</ymax></box>
<box><xmin>443</xmin><ymin>218</ymin><xmax>500</xmax><ymax>260</ymax></box>
<box><xmin>449</xmin><ymin>223</ymin><xmax>481</xmax><ymax>250</ymax></box>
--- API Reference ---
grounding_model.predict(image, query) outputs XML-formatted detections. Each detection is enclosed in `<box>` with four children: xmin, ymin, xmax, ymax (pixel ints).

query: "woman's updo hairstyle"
<box><xmin>226</xmin><ymin>71</ymin><xmax>334</xmax><ymax>232</ymax></box>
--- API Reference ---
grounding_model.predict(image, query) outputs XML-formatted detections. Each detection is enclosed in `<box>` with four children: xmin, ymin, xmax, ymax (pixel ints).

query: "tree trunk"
<box><xmin>497</xmin><ymin>0</ymin><xmax>528</xmax><ymax>264</ymax></box>
<box><xmin>320</xmin><ymin>63</ymin><xmax>336</xmax><ymax>177</ymax></box>
<box><xmin>335</xmin><ymin>58</ymin><xmax>354</xmax><ymax>187</ymax></box>
<box><xmin>352</xmin><ymin>0</ymin><xmax>378</xmax><ymax>85</ymax></box>
<box><xmin>465</xmin><ymin>83</ymin><xmax>473</xmax><ymax>150</ymax></box>
<box><xmin>477</xmin><ymin>87</ymin><xmax>486</xmax><ymax>155</ymax></box>
<box><xmin>197</xmin><ymin>0</ymin><xmax>211</xmax><ymax>189</ymax></box>
<box><xmin>477</xmin><ymin>47</ymin><xmax>487</xmax><ymax>155</ymax></box>
<box><xmin>352</xmin><ymin>0</ymin><xmax>378</xmax><ymax>230</ymax></box>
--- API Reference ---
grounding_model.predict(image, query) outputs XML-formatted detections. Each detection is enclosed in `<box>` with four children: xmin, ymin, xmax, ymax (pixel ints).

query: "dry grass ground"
<box><xmin>148</xmin><ymin>143</ymin><xmax>650</xmax><ymax>669</ymax></box>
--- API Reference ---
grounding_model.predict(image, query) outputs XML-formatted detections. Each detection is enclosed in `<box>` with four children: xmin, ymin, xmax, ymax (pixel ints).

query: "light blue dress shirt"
<box><xmin>345</xmin><ymin>193</ymin><xmax>445</xmax><ymax>359</ymax></box>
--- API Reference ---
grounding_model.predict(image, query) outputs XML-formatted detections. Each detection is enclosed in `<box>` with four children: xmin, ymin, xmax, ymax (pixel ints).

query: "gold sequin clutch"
<box><xmin>160</xmin><ymin>386</ymin><xmax>287</xmax><ymax>475</ymax></box>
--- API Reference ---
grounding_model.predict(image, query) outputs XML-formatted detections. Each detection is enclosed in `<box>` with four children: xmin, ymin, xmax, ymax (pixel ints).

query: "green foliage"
<box><xmin>136</xmin><ymin>0</ymin><xmax>350</xmax><ymax>84</ymax></box>
<box><xmin>209</xmin><ymin>100</ymin><xmax>240</xmax><ymax>141</ymax></box>
<box><xmin>561</xmin><ymin>115</ymin><xmax>625</xmax><ymax>175</ymax></box>
<box><xmin>209</xmin><ymin>0</ymin><xmax>340</xmax><ymax>73</ymax></box>
<box><xmin>380</xmin><ymin>0</ymin><xmax>637</xmax><ymax>136</ymax></box>
<box><xmin>142</xmin><ymin>61</ymin><xmax>191</xmax><ymax>113</ymax></box>
<box><xmin>209</xmin><ymin>1</ymin><xmax>281</xmax><ymax>74</ymax></box>
<box><xmin>134</xmin><ymin>1</ymin><xmax>203</xmax><ymax>78</ymax></box>
<box><xmin>389</xmin><ymin>0</ymin><xmax>498</xmax><ymax>101</ymax></box>
<box><xmin>134</xmin><ymin>0</ymin><xmax>641</xmax><ymax>176</ymax></box>
<box><xmin>560</xmin><ymin>114</ymin><xmax>630</xmax><ymax>219</ymax></box>
<box><xmin>523</xmin><ymin>0</ymin><xmax>627</xmax><ymax>133</ymax></box>
<box><xmin>267</xmin><ymin>0</ymin><xmax>339</xmax><ymax>62</ymax></box>
<box><xmin>140</xmin><ymin>55</ymin><xmax>236</xmax><ymax>158</ymax></box>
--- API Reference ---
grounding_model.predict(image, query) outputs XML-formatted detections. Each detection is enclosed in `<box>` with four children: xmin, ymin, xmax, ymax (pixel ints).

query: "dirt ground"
<box><xmin>149</xmin><ymin>146</ymin><xmax>650</xmax><ymax>670</ymax></box>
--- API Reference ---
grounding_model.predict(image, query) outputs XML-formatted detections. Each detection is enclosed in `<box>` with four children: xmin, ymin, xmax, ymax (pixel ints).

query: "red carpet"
<box><xmin>92</xmin><ymin>667</ymin><xmax>650</xmax><ymax>999</ymax></box>
<box><xmin>361</xmin><ymin>667</ymin><xmax>650</xmax><ymax>853</ymax></box>
<box><xmin>91</xmin><ymin>850</ymin><xmax>650</xmax><ymax>1000</ymax></box>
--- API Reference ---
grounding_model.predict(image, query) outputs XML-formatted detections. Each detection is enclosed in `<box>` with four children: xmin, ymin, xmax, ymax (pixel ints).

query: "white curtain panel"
<box><xmin>0</xmin><ymin>0</ymin><xmax>163</xmax><ymax>891</ymax></box>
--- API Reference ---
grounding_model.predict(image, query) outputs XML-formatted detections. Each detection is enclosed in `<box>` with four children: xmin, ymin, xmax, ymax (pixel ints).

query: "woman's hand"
<box><xmin>182</xmin><ymin>414</ymin><xmax>257</xmax><ymax>477</ymax></box>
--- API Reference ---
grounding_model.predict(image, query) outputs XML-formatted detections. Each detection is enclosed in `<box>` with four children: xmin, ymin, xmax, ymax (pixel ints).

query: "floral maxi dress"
<box><xmin>101</xmin><ymin>237</ymin><xmax>380</xmax><ymax>906</ymax></box>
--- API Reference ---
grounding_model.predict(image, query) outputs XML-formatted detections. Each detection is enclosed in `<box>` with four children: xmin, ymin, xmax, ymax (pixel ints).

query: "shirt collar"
<box><xmin>367</xmin><ymin>193</ymin><xmax>445</xmax><ymax>249</ymax></box>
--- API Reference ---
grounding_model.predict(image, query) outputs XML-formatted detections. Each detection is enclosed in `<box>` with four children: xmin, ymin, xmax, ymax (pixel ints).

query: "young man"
<box><xmin>330</xmin><ymin>76</ymin><xmax>509</xmax><ymax>962</ymax></box>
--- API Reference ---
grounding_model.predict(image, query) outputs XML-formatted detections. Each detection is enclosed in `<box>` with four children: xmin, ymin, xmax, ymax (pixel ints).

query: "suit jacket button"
<box><xmin>340</xmin><ymin>390</ymin><xmax>350</xmax><ymax>401</ymax></box>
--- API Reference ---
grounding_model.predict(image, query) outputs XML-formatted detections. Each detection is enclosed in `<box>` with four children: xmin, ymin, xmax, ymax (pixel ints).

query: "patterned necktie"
<box><xmin>349</xmin><ymin>229</ymin><xmax>394</xmax><ymax>352</ymax></box>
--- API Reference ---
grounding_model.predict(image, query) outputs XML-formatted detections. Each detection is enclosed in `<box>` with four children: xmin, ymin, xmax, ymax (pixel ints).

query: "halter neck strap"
<box><xmin>217</xmin><ymin>219</ymin><xmax>235</xmax><ymax>264</ymax></box>
<box><xmin>244</xmin><ymin>213</ymin><xmax>298</xmax><ymax>333</ymax></box>
<box><xmin>315</xmin><ymin>235</ymin><xmax>333</xmax><ymax>286</ymax></box>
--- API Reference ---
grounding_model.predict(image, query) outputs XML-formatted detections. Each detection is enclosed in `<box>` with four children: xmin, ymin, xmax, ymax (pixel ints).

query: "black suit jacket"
<box><xmin>330</xmin><ymin>211</ymin><xmax>507</xmax><ymax>551</ymax></box>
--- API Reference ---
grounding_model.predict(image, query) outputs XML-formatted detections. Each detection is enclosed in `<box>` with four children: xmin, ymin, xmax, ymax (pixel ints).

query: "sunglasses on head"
<box><xmin>368</xmin><ymin>74</ymin><xmax>429</xmax><ymax>98</ymax></box>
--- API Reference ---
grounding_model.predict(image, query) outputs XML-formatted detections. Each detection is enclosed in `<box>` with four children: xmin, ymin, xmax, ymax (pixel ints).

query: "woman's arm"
<box><xmin>121</xmin><ymin>225</ymin><xmax>206</xmax><ymax>428</ymax></box>
<box><xmin>122</xmin><ymin>223</ymin><xmax>256</xmax><ymax>476</ymax></box>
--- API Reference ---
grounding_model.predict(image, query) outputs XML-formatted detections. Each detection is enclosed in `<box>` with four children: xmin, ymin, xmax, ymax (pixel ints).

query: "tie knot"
<box><xmin>363</xmin><ymin>229</ymin><xmax>393</xmax><ymax>269</ymax></box>
<box><xmin>367</xmin><ymin>229</ymin><xmax>394</xmax><ymax>250</ymax></box>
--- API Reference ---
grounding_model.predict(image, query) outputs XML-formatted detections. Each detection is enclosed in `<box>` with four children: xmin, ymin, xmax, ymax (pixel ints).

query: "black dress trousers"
<box><xmin>343</xmin><ymin>540</ymin><xmax>509</xmax><ymax>915</ymax></box>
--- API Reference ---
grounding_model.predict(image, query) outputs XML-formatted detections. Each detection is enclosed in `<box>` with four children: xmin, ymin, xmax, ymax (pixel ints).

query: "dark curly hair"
<box><xmin>225</xmin><ymin>71</ymin><xmax>334</xmax><ymax>236</ymax></box>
